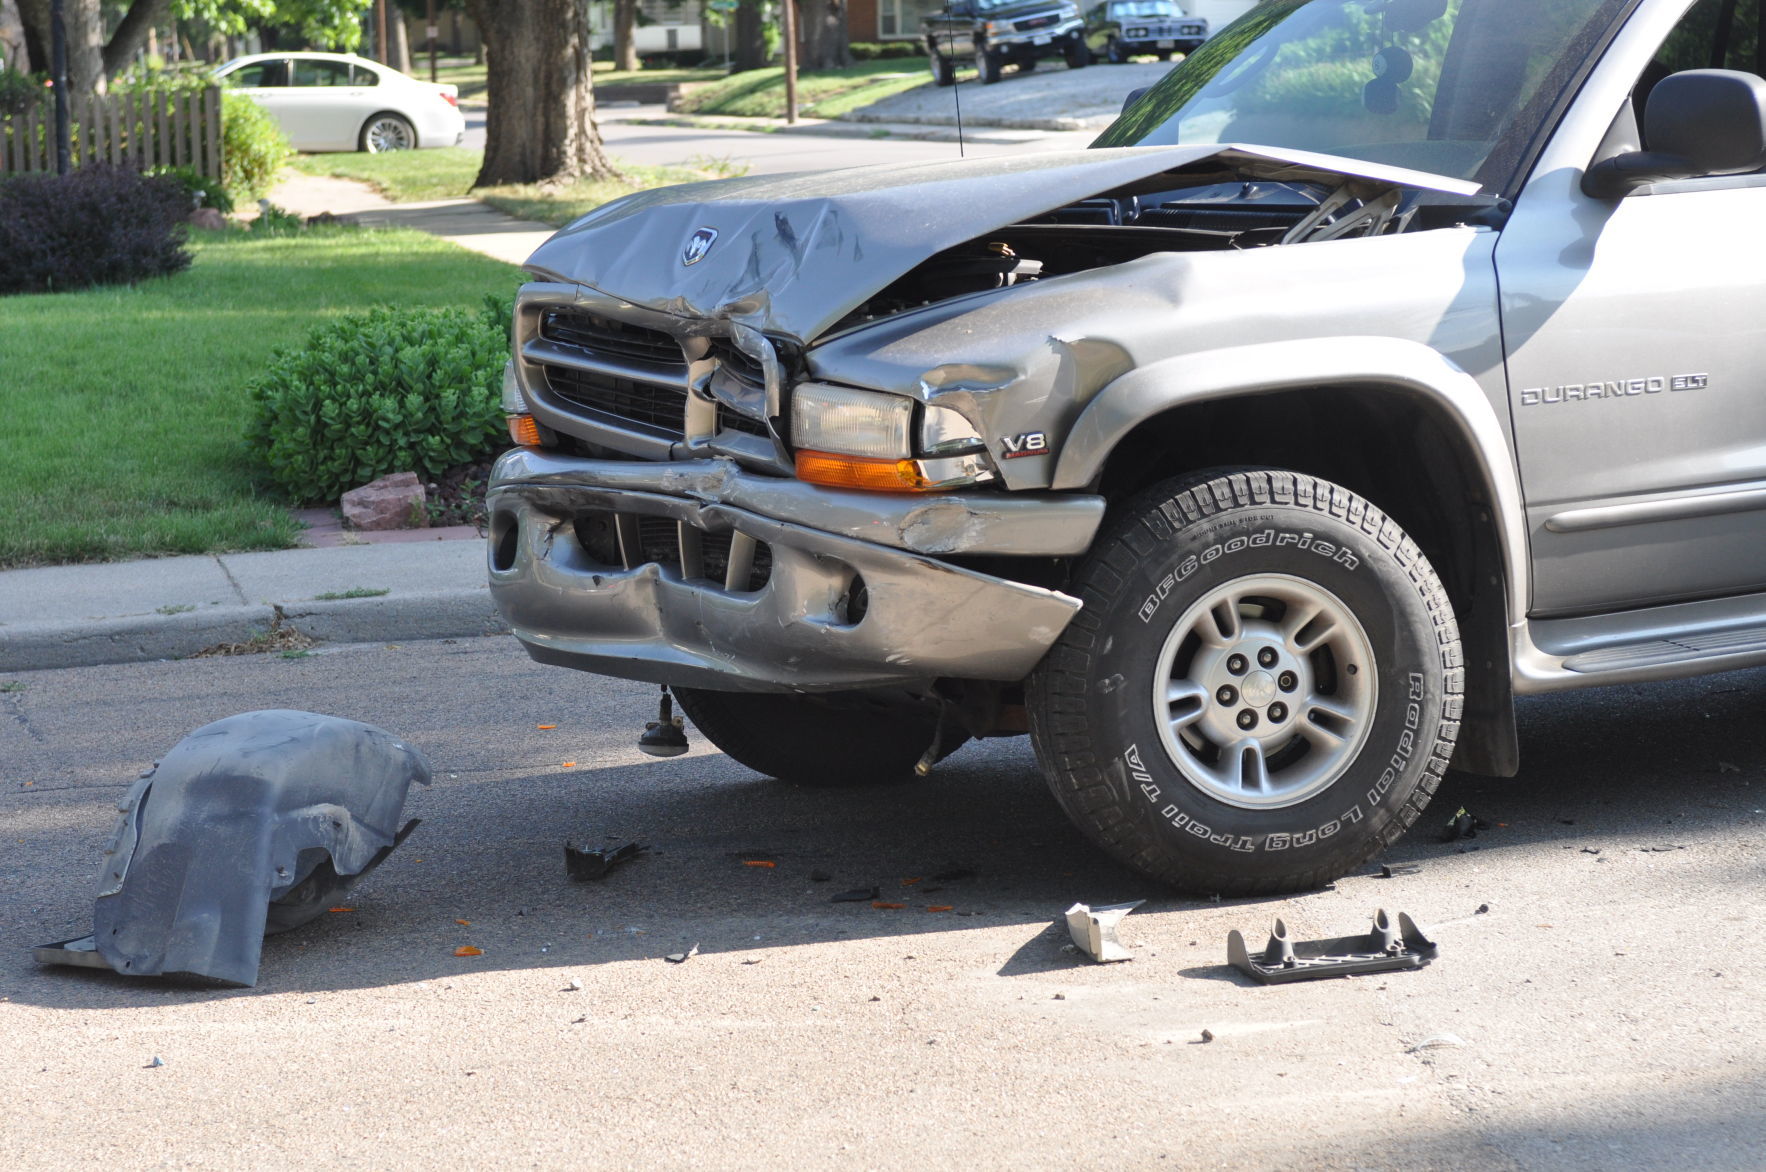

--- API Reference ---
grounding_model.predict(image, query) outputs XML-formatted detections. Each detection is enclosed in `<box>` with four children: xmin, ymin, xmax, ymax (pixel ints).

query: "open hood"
<box><xmin>523</xmin><ymin>144</ymin><xmax>1481</xmax><ymax>344</ymax></box>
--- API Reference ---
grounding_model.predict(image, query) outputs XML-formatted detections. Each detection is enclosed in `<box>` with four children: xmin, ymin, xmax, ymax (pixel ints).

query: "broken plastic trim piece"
<box><xmin>1064</xmin><ymin>899</ymin><xmax>1145</xmax><ymax>963</ymax></box>
<box><xmin>1227</xmin><ymin>909</ymin><xmax>1437</xmax><ymax>984</ymax></box>
<box><xmin>565</xmin><ymin>840</ymin><xmax>647</xmax><ymax>880</ymax></box>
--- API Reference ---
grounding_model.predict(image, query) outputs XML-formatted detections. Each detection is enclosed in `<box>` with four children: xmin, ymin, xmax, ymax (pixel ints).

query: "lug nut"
<box><xmin>1278</xmin><ymin>671</ymin><xmax>1298</xmax><ymax>692</ymax></box>
<box><xmin>1227</xmin><ymin>654</ymin><xmax>1248</xmax><ymax>675</ymax></box>
<box><xmin>1257</xmin><ymin>647</ymin><xmax>1278</xmax><ymax>668</ymax></box>
<box><xmin>1237</xmin><ymin>710</ymin><xmax>1258</xmax><ymax>731</ymax></box>
<box><xmin>1216</xmin><ymin>685</ymin><xmax>1238</xmax><ymax>705</ymax></box>
<box><xmin>1268</xmin><ymin>702</ymin><xmax>1287</xmax><ymax>723</ymax></box>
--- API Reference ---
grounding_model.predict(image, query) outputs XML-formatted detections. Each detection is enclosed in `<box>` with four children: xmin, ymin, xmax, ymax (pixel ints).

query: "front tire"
<box><xmin>1064</xmin><ymin>38</ymin><xmax>1089</xmax><ymax>69</ymax></box>
<box><xmin>977</xmin><ymin>48</ymin><xmax>1004</xmax><ymax>84</ymax></box>
<box><xmin>1027</xmin><ymin>469</ymin><xmax>1461</xmax><ymax>894</ymax></box>
<box><xmin>672</xmin><ymin>687</ymin><xmax>965</xmax><ymax>786</ymax></box>
<box><xmin>930</xmin><ymin>51</ymin><xmax>956</xmax><ymax>86</ymax></box>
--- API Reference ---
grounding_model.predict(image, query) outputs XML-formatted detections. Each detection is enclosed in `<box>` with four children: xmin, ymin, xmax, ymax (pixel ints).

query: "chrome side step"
<box><xmin>1515</xmin><ymin>591</ymin><xmax>1766</xmax><ymax>693</ymax></box>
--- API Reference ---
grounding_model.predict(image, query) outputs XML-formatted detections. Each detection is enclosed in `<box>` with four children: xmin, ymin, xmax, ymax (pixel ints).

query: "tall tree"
<box><xmin>732</xmin><ymin>0</ymin><xmax>765</xmax><ymax>70</ymax></box>
<box><xmin>611</xmin><ymin>0</ymin><xmax>637</xmax><ymax>71</ymax></box>
<box><xmin>465</xmin><ymin>0</ymin><xmax>618</xmax><ymax>187</ymax></box>
<box><xmin>798</xmin><ymin>0</ymin><xmax>846</xmax><ymax>70</ymax></box>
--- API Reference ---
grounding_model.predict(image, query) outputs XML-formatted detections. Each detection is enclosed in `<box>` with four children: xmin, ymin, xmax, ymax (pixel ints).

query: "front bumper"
<box><xmin>487</xmin><ymin>450</ymin><xmax>1099</xmax><ymax>692</ymax></box>
<box><xmin>986</xmin><ymin>18</ymin><xmax>1084</xmax><ymax>49</ymax></box>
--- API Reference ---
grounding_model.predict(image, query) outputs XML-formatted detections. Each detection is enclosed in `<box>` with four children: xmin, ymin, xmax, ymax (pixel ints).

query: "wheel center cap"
<box><xmin>1241</xmin><ymin>670</ymin><xmax>1277</xmax><ymax>708</ymax></box>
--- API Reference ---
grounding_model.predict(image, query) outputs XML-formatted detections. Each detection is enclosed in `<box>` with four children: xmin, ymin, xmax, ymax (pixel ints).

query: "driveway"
<box><xmin>846</xmin><ymin>60</ymin><xmax>1173</xmax><ymax>130</ymax></box>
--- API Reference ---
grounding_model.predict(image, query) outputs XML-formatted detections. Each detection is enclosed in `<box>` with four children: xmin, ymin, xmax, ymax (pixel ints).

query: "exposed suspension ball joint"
<box><xmin>639</xmin><ymin>685</ymin><xmax>690</xmax><ymax>757</ymax></box>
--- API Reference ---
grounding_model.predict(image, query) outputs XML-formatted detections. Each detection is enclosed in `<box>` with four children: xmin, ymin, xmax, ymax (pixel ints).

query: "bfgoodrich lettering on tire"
<box><xmin>1027</xmin><ymin>469</ymin><xmax>1462</xmax><ymax>894</ymax></box>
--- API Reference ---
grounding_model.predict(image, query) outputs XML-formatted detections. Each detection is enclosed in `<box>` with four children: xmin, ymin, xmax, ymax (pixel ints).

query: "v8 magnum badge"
<box><xmin>1001</xmin><ymin>431</ymin><xmax>1048</xmax><ymax>459</ymax></box>
<box><xmin>682</xmin><ymin>227</ymin><xmax>718</xmax><ymax>266</ymax></box>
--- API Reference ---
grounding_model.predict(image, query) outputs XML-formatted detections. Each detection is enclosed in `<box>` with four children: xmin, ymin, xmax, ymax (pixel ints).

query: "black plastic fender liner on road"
<box><xmin>1026</xmin><ymin>469</ymin><xmax>1462</xmax><ymax>894</ymax></box>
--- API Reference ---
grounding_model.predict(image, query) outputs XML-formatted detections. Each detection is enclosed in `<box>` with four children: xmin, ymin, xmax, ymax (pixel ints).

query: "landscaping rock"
<box><xmin>342</xmin><ymin>472</ymin><xmax>428</xmax><ymax>531</ymax></box>
<box><xmin>188</xmin><ymin>207</ymin><xmax>227</xmax><ymax>230</ymax></box>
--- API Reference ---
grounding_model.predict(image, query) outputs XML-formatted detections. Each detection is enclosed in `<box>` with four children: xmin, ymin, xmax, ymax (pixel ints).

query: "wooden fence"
<box><xmin>1</xmin><ymin>87</ymin><xmax>222</xmax><ymax>181</ymax></box>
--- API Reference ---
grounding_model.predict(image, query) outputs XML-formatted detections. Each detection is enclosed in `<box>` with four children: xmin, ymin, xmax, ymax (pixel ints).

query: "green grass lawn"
<box><xmin>0</xmin><ymin>227</ymin><xmax>521</xmax><ymax>569</ymax></box>
<box><xmin>433</xmin><ymin>60</ymin><xmax>724</xmax><ymax>102</ymax></box>
<box><xmin>672</xmin><ymin>59</ymin><xmax>933</xmax><ymax>119</ymax></box>
<box><xmin>288</xmin><ymin>147</ymin><xmax>705</xmax><ymax>227</ymax></box>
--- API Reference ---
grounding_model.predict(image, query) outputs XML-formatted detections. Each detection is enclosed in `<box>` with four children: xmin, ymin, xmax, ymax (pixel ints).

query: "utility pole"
<box><xmin>427</xmin><ymin>0</ymin><xmax>438</xmax><ymax>82</ymax></box>
<box><xmin>51</xmin><ymin>0</ymin><xmax>70</xmax><ymax>175</ymax></box>
<box><xmin>781</xmin><ymin>0</ymin><xmax>797</xmax><ymax>124</ymax></box>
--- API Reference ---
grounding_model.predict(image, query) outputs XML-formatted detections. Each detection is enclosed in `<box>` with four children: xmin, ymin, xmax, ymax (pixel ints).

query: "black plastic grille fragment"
<box><xmin>544</xmin><ymin>365</ymin><xmax>686</xmax><ymax>436</ymax></box>
<box><xmin>634</xmin><ymin>516</ymin><xmax>773</xmax><ymax>591</ymax></box>
<box><xmin>540</xmin><ymin>309</ymin><xmax>683</xmax><ymax>366</ymax></box>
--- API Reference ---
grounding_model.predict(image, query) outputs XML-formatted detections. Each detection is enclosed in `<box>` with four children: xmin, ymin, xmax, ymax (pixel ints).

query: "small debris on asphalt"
<box><xmin>808</xmin><ymin>870</ymin><xmax>832</xmax><ymax>882</ymax></box>
<box><xmin>564</xmin><ymin>978</ymin><xmax>583</xmax><ymax>991</ymax></box>
<box><xmin>742</xmin><ymin>860</ymin><xmax>777</xmax><ymax>869</ymax></box>
<box><xmin>1558</xmin><ymin>818</ymin><xmax>1577</xmax><ymax>825</ymax></box>
<box><xmin>537</xmin><ymin>724</ymin><xmax>557</xmax><ymax>730</ymax></box>
<box><xmin>741</xmin><ymin>959</ymin><xmax>762</xmax><ymax>965</ymax></box>
<box><xmin>832</xmin><ymin>887</ymin><xmax>879</xmax><ymax>903</ymax></box>
<box><xmin>565</xmin><ymin>840</ymin><xmax>647</xmax><ymax>881</ymax></box>
<box><xmin>932</xmin><ymin>868</ymin><xmax>976</xmax><ymax>882</ymax></box>
<box><xmin>1719</xmin><ymin>761</ymin><xmax>1741</xmax><ymax>773</ymax></box>
<box><xmin>454</xmin><ymin>918</ymin><xmax>471</xmax><ymax>926</ymax></box>
<box><xmin>1407</xmin><ymin>1033</ymin><xmax>1469</xmax><ymax>1052</ymax></box>
<box><xmin>1475</xmin><ymin>904</ymin><xmax>1490</xmax><ymax>914</ymax></box>
<box><xmin>664</xmin><ymin>944</ymin><xmax>700</xmax><ymax>964</ymax></box>
<box><xmin>1581</xmin><ymin>847</ymin><xmax>1601</xmax><ymax>855</ymax></box>
<box><xmin>1378</xmin><ymin>864</ymin><xmax>1421</xmax><ymax>878</ymax></box>
<box><xmin>1636</xmin><ymin>844</ymin><xmax>1688</xmax><ymax>853</ymax></box>
<box><xmin>927</xmin><ymin>905</ymin><xmax>953</xmax><ymax>913</ymax></box>
<box><xmin>1199</xmin><ymin>1029</ymin><xmax>1215</xmax><ymax>1044</ymax></box>
<box><xmin>1052</xmin><ymin>993</ymin><xmax>1066</xmax><ymax>1000</ymax></box>
<box><xmin>872</xmin><ymin>901</ymin><xmax>906</xmax><ymax>910</ymax></box>
<box><xmin>454</xmin><ymin>945</ymin><xmax>483</xmax><ymax>957</ymax></box>
<box><xmin>900</xmin><ymin>877</ymin><xmax>922</xmax><ymax>886</ymax></box>
<box><xmin>1437</xmin><ymin>807</ymin><xmax>1490</xmax><ymax>843</ymax></box>
<box><xmin>328</xmin><ymin>906</ymin><xmax>356</xmax><ymax>913</ymax></box>
<box><xmin>145</xmin><ymin>1056</ymin><xmax>164</xmax><ymax>1069</ymax></box>
<box><xmin>1229</xmin><ymin>910</ymin><xmax>1438</xmax><ymax>984</ymax></box>
<box><xmin>1064</xmin><ymin>899</ymin><xmax>1145</xmax><ymax>963</ymax></box>
<box><xmin>571</xmin><ymin>1016</ymin><xmax>587</xmax><ymax>1024</ymax></box>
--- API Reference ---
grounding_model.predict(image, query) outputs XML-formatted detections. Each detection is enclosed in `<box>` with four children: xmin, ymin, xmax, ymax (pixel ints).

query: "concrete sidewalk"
<box><xmin>0</xmin><ymin>540</ymin><xmax>503</xmax><ymax>674</ymax></box>
<box><xmin>265</xmin><ymin>172</ymin><xmax>557</xmax><ymax>268</ymax></box>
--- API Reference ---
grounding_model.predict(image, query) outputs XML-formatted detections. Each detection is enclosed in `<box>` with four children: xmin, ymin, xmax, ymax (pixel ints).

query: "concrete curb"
<box><xmin>0</xmin><ymin>590</ymin><xmax>508</xmax><ymax>673</ymax></box>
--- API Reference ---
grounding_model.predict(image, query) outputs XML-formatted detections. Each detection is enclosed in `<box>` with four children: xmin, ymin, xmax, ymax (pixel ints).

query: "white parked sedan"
<box><xmin>212</xmin><ymin>52</ymin><xmax>465</xmax><ymax>152</ymax></box>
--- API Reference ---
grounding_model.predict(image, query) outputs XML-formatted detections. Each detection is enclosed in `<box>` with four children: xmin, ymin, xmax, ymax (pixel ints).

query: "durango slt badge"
<box><xmin>681</xmin><ymin>227</ymin><xmax>718</xmax><ymax>266</ymax></box>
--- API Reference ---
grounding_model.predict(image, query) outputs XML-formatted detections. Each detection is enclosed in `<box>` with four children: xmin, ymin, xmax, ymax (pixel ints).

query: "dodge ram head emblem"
<box><xmin>682</xmin><ymin>227</ymin><xmax>718</xmax><ymax>266</ymax></box>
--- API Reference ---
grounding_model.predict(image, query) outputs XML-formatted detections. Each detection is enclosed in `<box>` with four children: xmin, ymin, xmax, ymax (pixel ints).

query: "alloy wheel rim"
<box><xmin>369</xmin><ymin>119</ymin><xmax>412</xmax><ymax>151</ymax></box>
<box><xmin>1150</xmin><ymin>573</ymin><xmax>1377</xmax><ymax>810</ymax></box>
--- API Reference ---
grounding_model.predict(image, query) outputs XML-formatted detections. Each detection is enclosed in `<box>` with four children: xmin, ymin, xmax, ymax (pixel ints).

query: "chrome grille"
<box><xmin>1015</xmin><ymin>12</ymin><xmax>1060</xmax><ymax>30</ymax></box>
<box><xmin>575</xmin><ymin>509</ymin><xmax>773</xmax><ymax>592</ymax></box>
<box><xmin>540</xmin><ymin>310</ymin><xmax>681</xmax><ymax>366</ymax></box>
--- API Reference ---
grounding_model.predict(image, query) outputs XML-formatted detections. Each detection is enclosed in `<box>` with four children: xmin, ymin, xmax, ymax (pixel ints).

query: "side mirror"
<box><xmin>1122</xmin><ymin>86</ymin><xmax>1149</xmax><ymax>115</ymax></box>
<box><xmin>1584</xmin><ymin>69</ymin><xmax>1766</xmax><ymax>198</ymax></box>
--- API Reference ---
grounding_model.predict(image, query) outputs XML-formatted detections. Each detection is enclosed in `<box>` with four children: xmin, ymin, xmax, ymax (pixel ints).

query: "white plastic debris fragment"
<box><xmin>1407</xmin><ymin>1033</ymin><xmax>1469</xmax><ymax>1052</ymax></box>
<box><xmin>1064</xmin><ymin>899</ymin><xmax>1145</xmax><ymax>963</ymax></box>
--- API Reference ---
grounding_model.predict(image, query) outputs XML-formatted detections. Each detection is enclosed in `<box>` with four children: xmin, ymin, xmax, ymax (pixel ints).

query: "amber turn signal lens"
<box><xmin>508</xmin><ymin>413</ymin><xmax>543</xmax><ymax>447</ymax></box>
<box><xmin>795</xmin><ymin>450</ymin><xmax>932</xmax><ymax>492</ymax></box>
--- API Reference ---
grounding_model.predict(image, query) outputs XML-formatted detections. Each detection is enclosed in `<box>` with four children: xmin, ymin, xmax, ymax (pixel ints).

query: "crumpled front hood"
<box><xmin>523</xmin><ymin>144</ymin><xmax>1480</xmax><ymax>344</ymax></box>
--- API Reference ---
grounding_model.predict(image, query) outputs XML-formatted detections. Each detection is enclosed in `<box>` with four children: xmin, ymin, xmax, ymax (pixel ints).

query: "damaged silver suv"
<box><xmin>488</xmin><ymin>0</ymin><xmax>1766</xmax><ymax>894</ymax></box>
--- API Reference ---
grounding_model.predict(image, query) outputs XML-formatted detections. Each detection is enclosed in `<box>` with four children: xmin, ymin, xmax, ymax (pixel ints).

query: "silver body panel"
<box><xmin>493</xmin><ymin>0</ymin><xmax>1766</xmax><ymax>701</ymax></box>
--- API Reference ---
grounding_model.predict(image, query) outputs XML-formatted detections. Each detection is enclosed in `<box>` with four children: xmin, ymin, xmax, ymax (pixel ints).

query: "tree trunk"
<box><xmin>733</xmin><ymin>0</ymin><xmax>766</xmax><ymax>70</ymax></box>
<box><xmin>16</xmin><ymin>0</ymin><xmax>46</xmax><ymax>73</ymax></box>
<box><xmin>799</xmin><ymin>0</ymin><xmax>847</xmax><ymax>70</ymax></box>
<box><xmin>389</xmin><ymin>5</ymin><xmax>412</xmax><ymax>73</ymax></box>
<box><xmin>465</xmin><ymin>0</ymin><xmax>619</xmax><ymax>187</ymax></box>
<box><xmin>63</xmin><ymin>0</ymin><xmax>104</xmax><ymax>92</ymax></box>
<box><xmin>612</xmin><ymin>0</ymin><xmax>638</xmax><ymax>71</ymax></box>
<box><xmin>102</xmin><ymin>0</ymin><xmax>170</xmax><ymax>78</ymax></box>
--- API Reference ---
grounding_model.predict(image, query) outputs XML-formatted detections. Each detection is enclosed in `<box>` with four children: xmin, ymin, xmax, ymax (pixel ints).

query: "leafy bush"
<box><xmin>848</xmin><ymin>42</ymin><xmax>927</xmax><ymax>60</ymax></box>
<box><xmin>0</xmin><ymin>69</ymin><xmax>47</xmax><ymax>117</ymax></box>
<box><xmin>248</xmin><ymin>201</ymin><xmax>305</xmax><ymax>234</ymax></box>
<box><xmin>222</xmin><ymin>90</ymin><xmax>292</xmax><ymax>202</ymax></box>
<box><xmin>247</xmin><ymin>305</ymin><xmax>509</xmax><ymax>503</ymax></box>
<box><xmin>0</xmin><ymin>165</ymin><xmax>190</xmax><ymax>295</ymax></box>
<box><xmin>148</xmin><ymin>164</ymin><xmax>235</xmax><ymax>214</ymax></box>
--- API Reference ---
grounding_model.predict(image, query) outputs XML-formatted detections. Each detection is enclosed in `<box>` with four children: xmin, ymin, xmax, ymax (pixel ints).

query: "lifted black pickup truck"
<box><xmin>924</xmin><ymin>0</ymin><xmax>1089</xmax><ymax>85</ymax></box>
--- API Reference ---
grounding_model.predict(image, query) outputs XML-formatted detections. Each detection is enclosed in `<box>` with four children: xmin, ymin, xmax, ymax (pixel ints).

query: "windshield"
<box><xmin>1115</xmin><ymin>2</ymin><xmax>1179</xmax><ymax>16</ymax></box>
<box><xmin>1094</xmin><ymin>0</ymin><xmax>1635</xmax><ymax>188</ymax></box>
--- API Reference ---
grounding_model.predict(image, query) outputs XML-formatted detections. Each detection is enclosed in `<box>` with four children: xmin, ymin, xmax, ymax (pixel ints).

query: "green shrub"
<box><xmin>0</xmin><ymin>69</ymin><xmax>47</xmax><ymax>117</ymax></box>
<box><xmin>248</xmin><ymin>201</ymin><xmax>305</xmax><ymax>234</ymax></box>
<box><xmin>222</xmin><ymin>90</ymin><xmax>292</xmax><ymax>202</ymax></box>
<box><xmin>148</xmin><ymin>164</ymin><xmax>235</xmax><ymax>214</ymax></box>
<box><xmin>247</xmin><ymin>306</ymin><xmax>509</xmax><ymax>503</ymax></box>
<box><xmin>0</xmin><ymin>165</ymin><xmax>190</xmax><ymax>295</ymax></box>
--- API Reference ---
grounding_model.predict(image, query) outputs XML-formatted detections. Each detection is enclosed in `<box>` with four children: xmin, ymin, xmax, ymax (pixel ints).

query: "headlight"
<box><xmin>501</xmin><ymin>361</ymin><xmax>527</xmax><ymax>413</ymax></box>
<box><xmin>792</xmin><ymin>382</ymin><xmax>913</xmax><ymax>459</ymax></box>
<box><xmin>1126</xmin><ymin>26</ymin><xmax>1148</xmax><ymax>36</ymax></box>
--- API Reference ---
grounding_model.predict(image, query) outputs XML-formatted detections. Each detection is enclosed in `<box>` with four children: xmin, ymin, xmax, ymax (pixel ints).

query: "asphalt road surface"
<box><xmin>4</xmin><ymin>637</ymin><xmax>1764</xmax><ymax>1168</ymax></box>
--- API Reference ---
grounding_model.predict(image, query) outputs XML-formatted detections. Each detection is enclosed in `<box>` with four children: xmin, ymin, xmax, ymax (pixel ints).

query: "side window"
<box><xmin>291</xmin><ymin>59</ymin><xmax>352</xmax><ymax>87</ymax></box>
<box><xmin>226</xmin><ymin>61</ymin><xmax>288</xmax><ymax>87</ymax></box>
<box><xmin>350</xmin><ymin>64</ymin><xmax>381</xmax><ymax>86</ymax></box>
